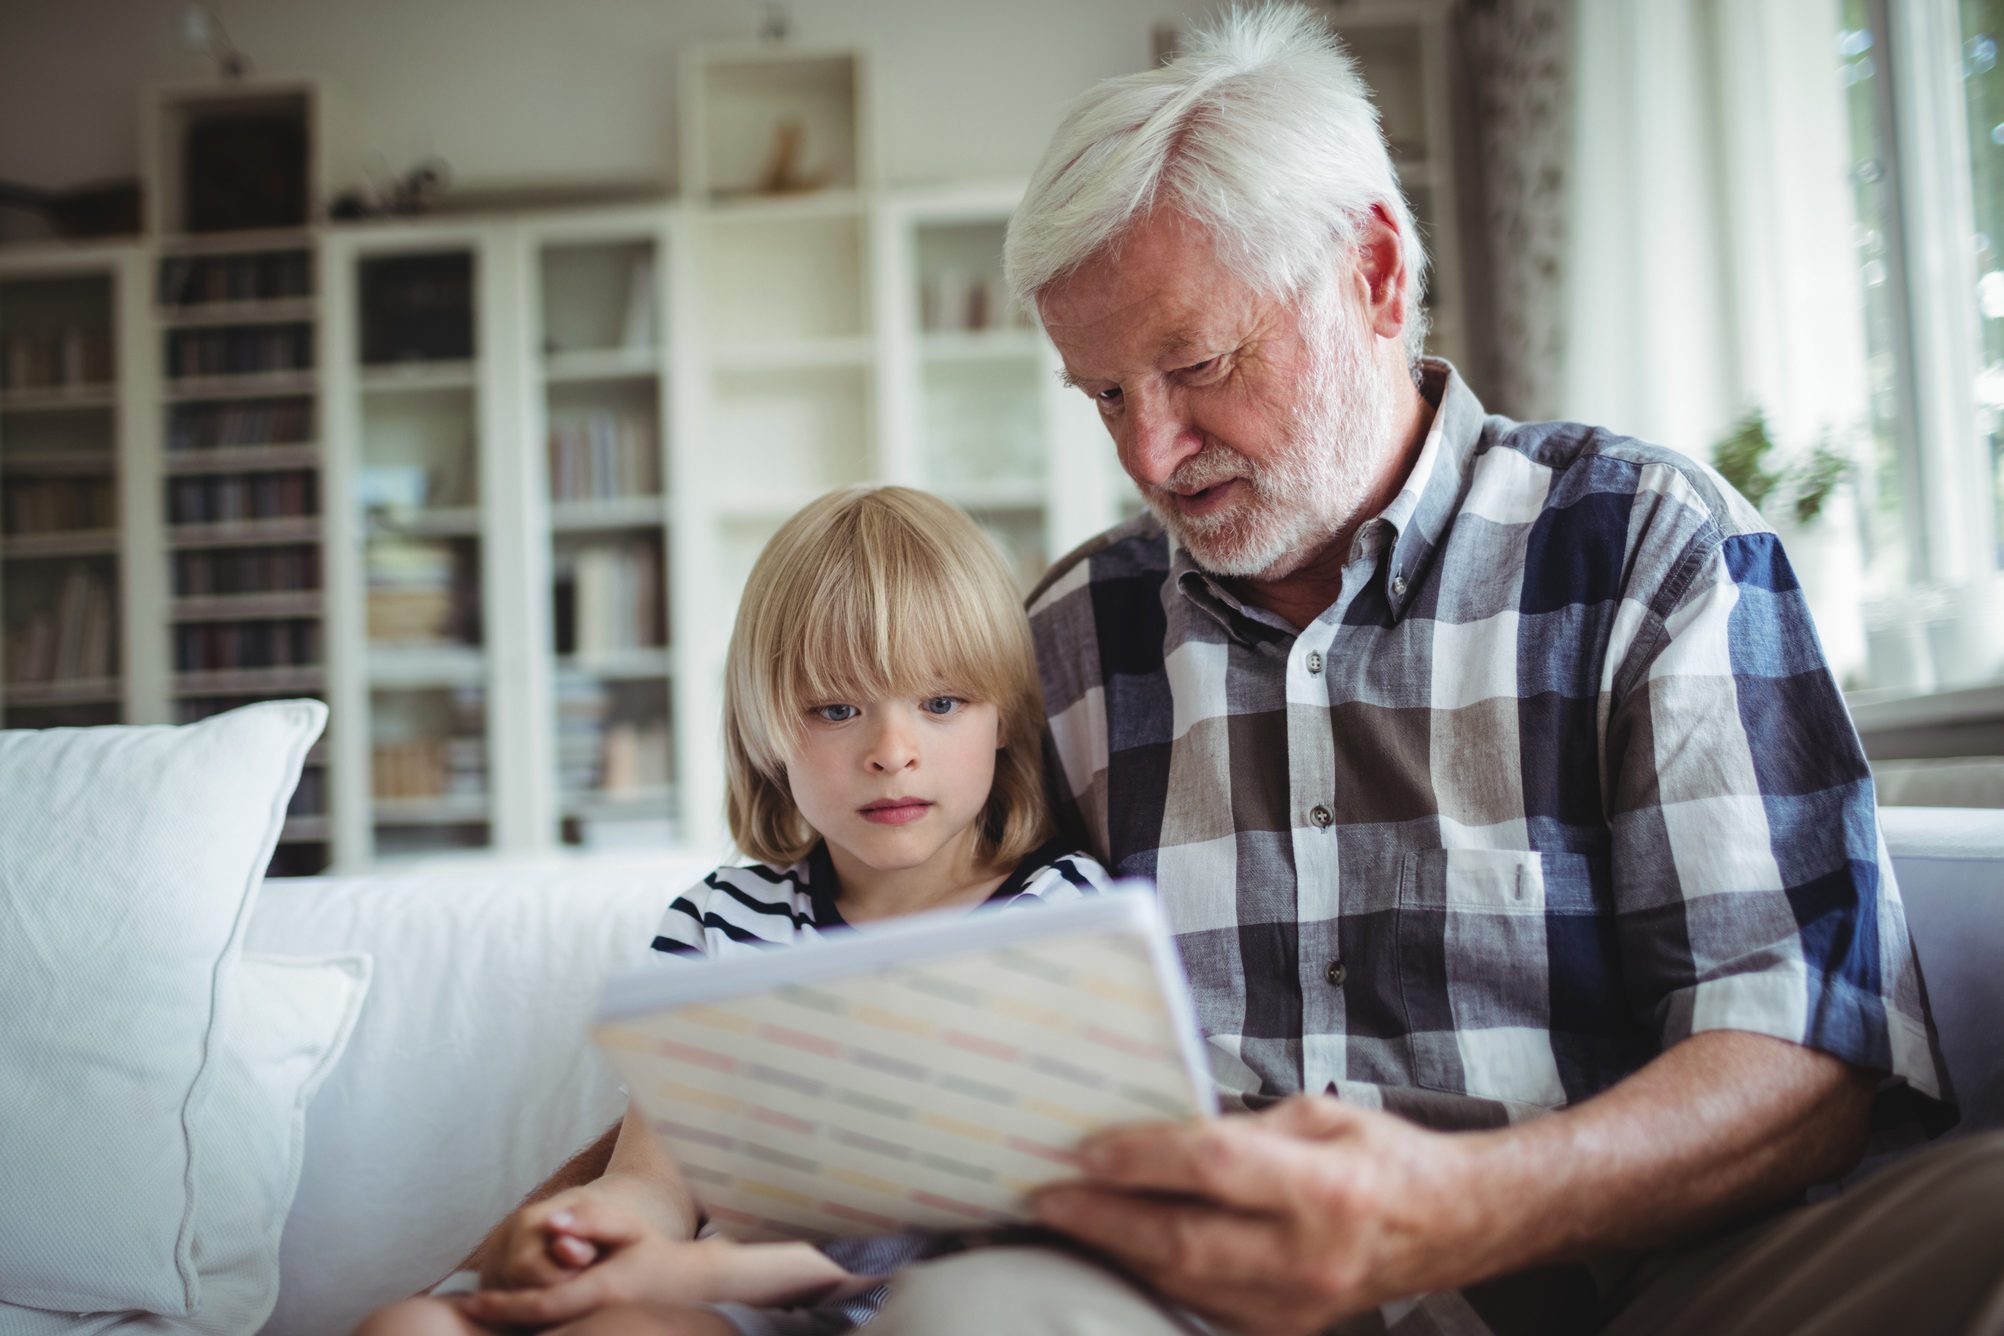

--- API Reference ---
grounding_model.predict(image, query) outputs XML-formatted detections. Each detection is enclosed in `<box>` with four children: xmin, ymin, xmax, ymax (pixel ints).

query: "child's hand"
<box><xmin>461</xmin><ymin>1199</ymin><xmax>858</xmax><ymax>1328</ymax></box>
<box><xmin>458</xmin><ymin>1199</ymin><xmax>728</xmax><ymax>1327</ymax></box>
<box><xmin>479</xmin><ymin>1185</ymin><xmax>623</xmax><ymax>1291</ymax></box>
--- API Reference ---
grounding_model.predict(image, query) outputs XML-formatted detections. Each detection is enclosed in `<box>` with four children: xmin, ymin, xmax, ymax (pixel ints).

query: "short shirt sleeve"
<box><xmin>1606</xmin><ymin>528</ymin><xmax>1948</xmax><ymax>1106</ymax></box>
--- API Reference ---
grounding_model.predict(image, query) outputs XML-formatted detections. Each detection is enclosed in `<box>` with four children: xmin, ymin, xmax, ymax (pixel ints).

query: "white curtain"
<box><xmin>1558</xmin><ymin>0</ymin><xmax>1870</xmax><ymax>679</ymax></box>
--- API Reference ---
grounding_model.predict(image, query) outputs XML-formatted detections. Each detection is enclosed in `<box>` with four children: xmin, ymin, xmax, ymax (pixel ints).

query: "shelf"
<box><xmin>169</xmin><ymin>516</ymin><xmax>323</xmax><ymax>548</ymax></box>
<box><xmin>711</xmin><ymin>336</ymin><xmax>873</xmax><ymax>372</ymax></box>
<box><xmin>171</xmin><ymin>665</ymin><xmax>325</xmax><ymax>697</ymax></box>
<box><xmin>543</xmin><ymin>347</ymin><xmax>660</xmax><ymax>384</ymax></box>
<box><xmin>562</xmin><ymin>786</ymin><xmax>676</xmax><ymax>820</ymax></box>
<box><xmin>919</xmin><ymin>330</ymin><xmax>1043</xmax><ymax>362</ymax></box>
<box><xmin>372</xmin><ymin>793</ymin><xmax>492</xmax><ymax>825</ymax></box>
<box><xmin>360</xmin><ymin>361</ymin><xmax>476</xmax><ymax>394</ymax></box>
<box><xmin>3</xmin><ymin>677</ymin><xmax>122</xmax><ymax>707</ymax></box>
<box><xmin>157</xmin><ymin>298</ymin><xmax>318</xmax><ymax>328</ymax></box>
<box><xmin>156</xmin><ymin>228</ymin><xmax>317</xmax><ymax>257</ymax></box>
<box><xmin>173</xmin><ymin>591</ymin><xmax>325</xmax><ymax>621</ymax></box>
<box><xmin>550</xmin><ymin>496</ymin><xmax>667</xmax><ymax>532</ymax></box>
<box><xmin>368</xmin><ymin>644</ymin><xmax>486</xmax><ymax>689</ymax></box>
<box><xmin>555</xmin><ymin>648</ymin><xmax>672</xmax><ymax>680</ymax></box>
<box><xmin>1</xmin><ymin>450</ymin><xmax>115</xmax><ymax>475</ymax></box>
<box><xmin>0</xmin><ymin>384</ymin><xmax>117</xmax><ymax>413</ymax></box>
<box><xmin>0</xmin><ymin>528</ymin><xmax>119</xmax><ymax>559</ymax></box>
<box><xmin>163</xmin><ymin>370</ymin><xmax>317</xmax><ymax>402</ymax></box>
<box><xmin>164</xmin><ymin>444</ymin><xmax>321</xmax><ymax>475</ymax></box>
<box><xmin>366</xmin><ymin>506</ymin><xmax>481</xmax><ymax>539</ymax></box>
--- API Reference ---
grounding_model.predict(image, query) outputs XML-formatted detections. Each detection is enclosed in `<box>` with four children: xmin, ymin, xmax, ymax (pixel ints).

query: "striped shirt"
<box><xmin>648</xmin><ymin>838</ymin><xmax>1114</xmax><ymax>1334</ymax></box>
<box><xmin>650</xmin><ymin>839</ymin><xmax>1112</xmax><ymax>958</ymax></box>
<box><xmin>1029</xmin><ymin>360</ymin><xmax>1950</xmax><ymax>1332</ymax></box>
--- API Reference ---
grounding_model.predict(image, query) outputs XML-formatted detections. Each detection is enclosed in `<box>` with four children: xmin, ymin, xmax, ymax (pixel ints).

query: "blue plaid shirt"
<box><xmin>1030</xmin><ymin>359</ymin><xmax>1947</xmax><ymax>1137</ymax></box>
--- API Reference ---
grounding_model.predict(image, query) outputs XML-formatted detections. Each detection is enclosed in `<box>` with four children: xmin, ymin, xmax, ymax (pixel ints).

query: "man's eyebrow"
<box><xmin>1154</xmin><ymin>330</ymin><xmax>1207</xmax><ymax>361</ymax></box>
<box><xmin>1056</xmin><ymin>366</ymin><xmax>1084</xmax><ymax>390</ymax></box>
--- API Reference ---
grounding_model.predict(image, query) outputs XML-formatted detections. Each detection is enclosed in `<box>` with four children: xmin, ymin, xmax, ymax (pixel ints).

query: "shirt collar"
<box><xmin>1171</xmin><ymin>358</ymin><xmax>1489</xmax><ymax>633</ymax></box>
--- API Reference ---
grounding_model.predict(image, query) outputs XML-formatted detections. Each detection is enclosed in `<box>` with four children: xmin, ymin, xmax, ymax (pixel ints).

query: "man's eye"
<box><xmin>920</xmin><ymin>696</ymin><xmax>964</xmax><ymax>716</ymax></box>
<box><xmin>812</xmin><ymin>704</ymin><xmax>858</xmax><ymax>723</ymax></box>
<box><xmin>1181</xmin><ymin>355</ymin><xmax>1224</xmax><ymax>381</ymax></box>
<box><xmin>1094</xmin><ymin>386</ymin><xmax>1123</xmax><ymax>404</ymax></box>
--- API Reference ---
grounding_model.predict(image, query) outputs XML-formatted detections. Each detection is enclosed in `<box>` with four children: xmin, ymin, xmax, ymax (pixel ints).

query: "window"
<box><xmin>1839</xmin><ymin>0</ymin><xmax>2004</xmax><ymax>606</ymax></box>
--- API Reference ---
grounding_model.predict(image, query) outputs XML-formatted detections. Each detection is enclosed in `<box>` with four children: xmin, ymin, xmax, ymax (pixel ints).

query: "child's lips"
<box><xmin>859</xmin><ymin>798</ymin><xmax>933</xmax><ymax>826</ymax></box>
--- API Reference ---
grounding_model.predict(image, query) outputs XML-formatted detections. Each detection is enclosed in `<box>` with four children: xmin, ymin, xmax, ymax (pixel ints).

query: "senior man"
<box><xmin>867</xmin><ymin>8</ymin><xmax>2003</xmax><ymax>1336</ymax></box>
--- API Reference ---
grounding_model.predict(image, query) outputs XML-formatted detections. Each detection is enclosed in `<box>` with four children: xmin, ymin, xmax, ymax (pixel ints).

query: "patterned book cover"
<box><xmin>594</xmin><ymin>888</ymin><xmax>1215</xmax><ymax>1241</ymax></box>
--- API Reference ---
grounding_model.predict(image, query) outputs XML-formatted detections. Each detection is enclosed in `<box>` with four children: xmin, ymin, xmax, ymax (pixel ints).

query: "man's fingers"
<box><xmin>1073</xmin><ymin>1115</ymin><xmax>1315</xmax><ymax>1210</ymax></box>
<box><xmin>547</xmin><ymin>1231</ymin><xmax>597</xmax><ymax>1269</ymax></box>
<box><xmin>546</xmin><ymin>1198</ymin><xmax>648</xmax><ymax>1247</ymax></box>
<box><xmin>501</xmin><ymin>1232</ymin><xmax>578</xmax><ymax>1290</ymax></box>
<box><xmin>1033</xmin><ymin>1184</ymin><xmax>1293</xmax><ymax>1286</ymax></box>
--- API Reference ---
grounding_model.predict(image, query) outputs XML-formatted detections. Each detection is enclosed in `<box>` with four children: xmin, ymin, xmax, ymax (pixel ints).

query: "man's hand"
<box><xmin>1035</xmin><ymin>1095</ymin><xmax>1478</xmax><ymax>1334</ymax></box>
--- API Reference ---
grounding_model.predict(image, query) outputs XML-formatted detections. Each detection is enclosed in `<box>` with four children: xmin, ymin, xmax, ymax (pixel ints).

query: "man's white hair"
<box><xmin>1003</xmin><ymin>4</ymin><xmax>1428</xmax><ymax>362</ymax></box>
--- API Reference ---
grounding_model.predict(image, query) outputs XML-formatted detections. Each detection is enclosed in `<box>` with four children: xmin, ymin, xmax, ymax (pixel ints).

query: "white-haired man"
<box><xmin>862</xmin><ymin>7</ymin><xmax>2004</xmax><ymax>1335</ymax></box>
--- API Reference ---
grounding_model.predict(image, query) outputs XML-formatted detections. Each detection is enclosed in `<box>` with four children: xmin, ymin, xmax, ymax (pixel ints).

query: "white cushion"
<box><xmin>0</xmin><ymin>701</ymin><xmax>327</xmax><ymax>1315</ymax></box>
<box><xmin>0</xmin><ymin>952</ymin><xmax>371</xmax><ymax>1335</ymax></box>
<box><xmin>245</xmin><ymin>855</ymin><xmax>701</xmax><ymax>1336</ymax></box>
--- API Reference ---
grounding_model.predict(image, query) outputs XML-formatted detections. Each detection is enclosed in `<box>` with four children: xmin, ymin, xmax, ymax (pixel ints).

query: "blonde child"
<box><xmin>356</xmin><ymin>486</ymin><xmax>1111</xmax><ymax>1336</ymax></box>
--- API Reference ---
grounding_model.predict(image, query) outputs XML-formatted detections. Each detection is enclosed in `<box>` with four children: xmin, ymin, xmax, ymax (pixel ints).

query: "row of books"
<box><xmin>553</xmin><ymin>541</ymin><xmax>664</xmax><ymax>654</ymax></box>
<box><xmin>159</xmin><ymin>251</ymin><xmax>314</xmax><ymax>309</ymax></box>
<box><xmin>548</xmin><ymin>414</ymin><xmax>661</xmax><ymax>502</ymax></box>
<box><xmin>168</xmin><ymin>397</ymin><xmax>314</xmax><ymax>452</ymax></box>
<box><xmin>167</xmin><ymin>470</ymin><xmax>318</xmax><ymax>526</ymax></box>
<box><xmin>2</xmin><ymin>567</ymin><xmax>115</xmax><ymax>684</ymax></box>
<box><xmin>555</xmin><ymin>679</ymin><xmax>671</xmax><ymax>791</ymax></box>
<box><xmin>2</xmin><ymin>330</ymin><xmax>114</xmax><ymax>391</ymax></box>
<box><xmin>2</xmin><ymin>478</ymin><xmax>115</xmax><ymax>536</ymax></box>
<box><xmin>288</xmin><ymin>767</ymin><xmax>328</xmax><ymax>818</ymax></box>
<box><xmin>175</xmin><ymin>544</ymin><xmax>320</xmax><ymax>598</ymax></box>
<box><xmin>178</xmin><ymin>693</ymin><xmax>276</xmax><ymax>725</ymax></box>
<box><xmin>366</xmin><ymin>540</ymin><xmax>472</xmax><ymax>643</ymax></box>
<box><xmin>917</xmin><ymin>269</ymin><xmax>1035</xmax><ymax>334</ymax></box>
<box><xmin>371</xmin><ymin>736</ymin><xmax>487</xmax><ymax>801</ymax></box>
<box><xmin>165</xmin><ymin>325</ymin><xmax>314</xmax><ymax>381</ymax></box>
<box><xmin>173</xmin><ymin>618</ymin><xmax>321</xmax><ymax>673</ymax></box>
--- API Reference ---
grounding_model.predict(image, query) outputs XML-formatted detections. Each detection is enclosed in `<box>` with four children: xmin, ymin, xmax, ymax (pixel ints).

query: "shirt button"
<box><xmin>1310</xmin><ymin>805</ymin><xmax>1333</xmax><ymax>828</ymax></box>
<box><xmin>1325</xmin><ymin>959</ymin><xmax>1347</xmax><ymax>987</ymax></box>
<box><xmin>1390</xmin><ymin>572</ymin><xmax>1409</xmax><ymax>597</ymax></box>
<box><xmin>1306</xmin><ymin>651</ymin><xmax>1324</xmax><ymax>675</ymax></box>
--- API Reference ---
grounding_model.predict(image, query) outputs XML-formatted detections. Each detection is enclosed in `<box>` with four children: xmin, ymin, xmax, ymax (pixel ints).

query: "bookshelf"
<box><xmin>1323</xmin><ymin>0</ymin><xmax>1473</xmax><ymax>372</ymax></box>
<box><xmin>523</xmin><ymin>208</ymin><xmax>678</xmax><ymax>852</ymax></box>
<box><xmin>0</xmin><ymin>48</ymin><xmax>1154</xmax><ymax>870</ymax></box>
<box><xmin>0</xmin><ymin>258</ymin><xmax>124</xmax><ymax>729</ymax></box>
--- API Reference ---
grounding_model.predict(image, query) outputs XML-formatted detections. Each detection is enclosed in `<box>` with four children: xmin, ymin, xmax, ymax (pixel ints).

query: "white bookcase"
<box><xmin>1323</xmin><ymin>0</ymin><xmax>1473</xmax><ymax>371</ymax></box>
<box><xmin>0</xmin><ymin>51</ymin><xmax>1148</xmax><ymax>871</ymax></box>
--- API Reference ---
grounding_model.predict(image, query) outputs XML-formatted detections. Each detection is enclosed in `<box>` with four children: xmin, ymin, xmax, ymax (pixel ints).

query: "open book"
<box><xmin>594</xmin><ymin>887</ymin><xmax>1216</xmax><ymax>1241</ymax></box>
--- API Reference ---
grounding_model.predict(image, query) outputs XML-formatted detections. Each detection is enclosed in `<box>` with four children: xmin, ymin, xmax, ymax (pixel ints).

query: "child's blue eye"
<box><xmin>812</xmin><ymin>704</ymin><xmax>859</xmax><ymax>723</ymax></box>
<box><xmin>921</xmin><ymin>696</ymin><xmax>964</xmax><ymax>716</ymax></box>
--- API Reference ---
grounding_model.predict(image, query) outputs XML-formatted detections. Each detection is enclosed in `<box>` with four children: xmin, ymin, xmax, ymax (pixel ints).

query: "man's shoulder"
<box><xmin>1026</xmin><ymin>511</ymin><xmax>1171</xmax><ymax>615</ymax></box>
<box><xmin>1483</xmin><ymin>416</ymin><xmax>1767</xmax><ymax>541</ymax></box>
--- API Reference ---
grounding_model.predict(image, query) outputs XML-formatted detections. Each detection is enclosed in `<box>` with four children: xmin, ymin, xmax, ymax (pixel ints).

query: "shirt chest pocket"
<box><xmin>1397</xmin><ymin>848</ymin><xmax>1613</xmax><ymax>1111</ymax></box>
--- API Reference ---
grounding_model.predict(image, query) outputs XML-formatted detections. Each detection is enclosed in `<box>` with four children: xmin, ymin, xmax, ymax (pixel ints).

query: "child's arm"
<box><xmin>455</xmin><ymin>1201</ymin><xmax>861</xmax><ymax>1329</ymax></box>
<box><xmin>479</xmin><ymin>1098</ymin><xmax>700</xmax><ymax>1287</ymax></box>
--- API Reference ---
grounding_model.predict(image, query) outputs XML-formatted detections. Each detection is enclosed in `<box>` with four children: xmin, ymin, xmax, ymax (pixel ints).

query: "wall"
<box><xmin>0</xmin><ymin>0</ymin><xmax>1220</xmax><ymax>199</ymax></box>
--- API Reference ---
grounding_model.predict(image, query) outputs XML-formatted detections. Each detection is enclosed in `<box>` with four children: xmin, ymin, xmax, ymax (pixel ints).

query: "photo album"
<box><xmin>594</xmin><ymin>888</ymin><xmax>1216</xmax><ymax>1241</ymax></box>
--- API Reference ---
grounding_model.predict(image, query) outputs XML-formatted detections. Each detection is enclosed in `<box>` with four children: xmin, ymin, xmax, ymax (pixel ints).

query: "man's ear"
<box><xmin>1353</xmin><ymin>201</ymin><xmax>1409</xmax><ymax>342</ymax></box>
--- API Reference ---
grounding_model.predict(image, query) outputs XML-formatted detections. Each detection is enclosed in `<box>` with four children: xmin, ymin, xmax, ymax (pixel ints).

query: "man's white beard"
<box><xmin>1143</xmin><ymin>296</ymin><xmax>1397</xmax><ymax>582</ymax></box>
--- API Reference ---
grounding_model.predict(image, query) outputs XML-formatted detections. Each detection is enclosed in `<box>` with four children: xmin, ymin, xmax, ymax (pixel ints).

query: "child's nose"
<box><xmin>866</xmin><ymin>718</ymin><xmax>919</xmax><ymax>773</ymax></box>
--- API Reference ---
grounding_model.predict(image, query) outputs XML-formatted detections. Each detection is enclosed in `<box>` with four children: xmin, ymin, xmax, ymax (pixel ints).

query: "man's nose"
<box><xmin>1120</xmin><ymin>391</ymin><xmax>1203</xmax><ymax>489</ymax></box>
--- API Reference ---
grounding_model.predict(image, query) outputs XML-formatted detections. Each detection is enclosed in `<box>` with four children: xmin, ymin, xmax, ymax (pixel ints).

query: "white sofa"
<box><xmin>242</xmin><ymin>810</ymin><xmax>2004</xmax><ymax>1336</ymax></box>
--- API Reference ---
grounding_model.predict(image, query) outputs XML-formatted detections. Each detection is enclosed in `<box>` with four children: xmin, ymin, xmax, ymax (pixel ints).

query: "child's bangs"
<box><xmin>775</xmin><ymin>510</ymin><xmax>1019</xmax><ymax>718</ymax></box>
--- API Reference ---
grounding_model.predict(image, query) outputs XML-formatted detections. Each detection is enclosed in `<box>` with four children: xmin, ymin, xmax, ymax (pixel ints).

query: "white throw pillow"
<box><xmin>0</xmin><ymin>952</ymin><xmax>371</xmax><ymax>1336</ymax></box>
<box><xmin>0</xmin><ymin>701</ymin><xmax>327</xmax><ymax>1315</ymax></box>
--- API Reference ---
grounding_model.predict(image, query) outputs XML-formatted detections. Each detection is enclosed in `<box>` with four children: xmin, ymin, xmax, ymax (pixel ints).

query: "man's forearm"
<box><xmin>1447</xmin><ymin>1030</ymin><xmax>1875</xmax><ymax>1280</ymax></box>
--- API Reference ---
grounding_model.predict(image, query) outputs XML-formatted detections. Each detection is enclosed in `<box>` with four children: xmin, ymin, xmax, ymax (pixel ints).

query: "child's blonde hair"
<box><xmin>724</xmin><ymin>485</ymin><xmax>1050</xmax><ymax>869</ymax></box>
